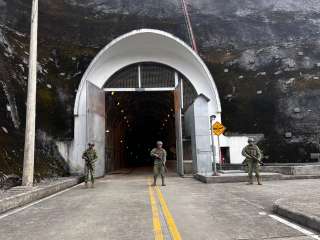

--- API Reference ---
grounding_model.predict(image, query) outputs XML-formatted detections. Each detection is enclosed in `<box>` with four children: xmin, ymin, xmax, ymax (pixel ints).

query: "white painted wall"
<box><xmin>219</xmin><ymin>136</ymin><xmax>249</xmax><ymax>164</ymax></box>
<box><xmin>219</xmin><ymin>134</ymin><xmax>264</xmax><ymax>164</ymax></box>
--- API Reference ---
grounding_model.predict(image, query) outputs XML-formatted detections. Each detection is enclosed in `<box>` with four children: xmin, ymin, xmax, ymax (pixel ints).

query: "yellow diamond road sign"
<box><xmin>212</xmin><ymin>121</ymin><xmax>226</xmax><ymax>136</ymax></box>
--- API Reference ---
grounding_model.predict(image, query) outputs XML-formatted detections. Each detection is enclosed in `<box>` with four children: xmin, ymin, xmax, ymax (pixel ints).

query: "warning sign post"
<box><xmin>211</xmin><ymin>121</ymin><xmax>226</xmax><ymax>175</ymax></box>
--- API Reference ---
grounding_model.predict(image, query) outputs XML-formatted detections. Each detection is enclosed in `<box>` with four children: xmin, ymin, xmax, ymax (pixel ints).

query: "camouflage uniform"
<box><xmin>150</xmin><ymin>148</ymin><xmax>167</xmax><ymax>185</ymax></box>
<box><xmin>242</xmin><ymin>144</ymin><xmax>262</xmax><ymax>185</ymax></box>
<box><xmin>82</xmin><ymin>147</ymin><xmax>98</xmax><ymax>185</ymax></box>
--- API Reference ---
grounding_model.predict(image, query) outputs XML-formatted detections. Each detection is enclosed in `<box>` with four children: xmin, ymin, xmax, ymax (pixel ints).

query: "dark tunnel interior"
<box><xmin>105</xmin><ymin>91</ymin><xmax>176</xmax><ymax>172</ymax></box>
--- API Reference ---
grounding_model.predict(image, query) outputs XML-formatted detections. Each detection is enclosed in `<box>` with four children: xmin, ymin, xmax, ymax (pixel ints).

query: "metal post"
<box><xmin>217</xmin><ymin>135</ymin><xmax>222</xmax><ymax>171</ymax></box>
<box><xmin>22</xmin><ymin>0</ymin><xmax>38</xmax><ymax>186</ymax></box>
<box><xmin>210</xmin><ymin>115</ymin><xmax>218</xmax><ymax>176</ymax></box>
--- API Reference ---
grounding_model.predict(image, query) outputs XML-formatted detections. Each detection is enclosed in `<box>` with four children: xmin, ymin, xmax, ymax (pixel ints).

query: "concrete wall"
<box><xmin>72</xmin><ymin>82</ymin><xmax>105</xmax><ymax>177</ymax></box>
<box><xmin>86</xmin><ymin>82</ymin><xmax>105</xmax><ymax>177</ymax></box>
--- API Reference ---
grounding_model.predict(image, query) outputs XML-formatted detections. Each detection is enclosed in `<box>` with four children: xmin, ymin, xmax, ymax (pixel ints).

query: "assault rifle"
<box><xmin>152</xmin><ymin>155</ymin><xmax>168</xmax><ymax>173</ymax></box>
<box><xmin>245</xmin><ymin>152</ymin><xmax>264</xmax><ymax>166</ymax></box>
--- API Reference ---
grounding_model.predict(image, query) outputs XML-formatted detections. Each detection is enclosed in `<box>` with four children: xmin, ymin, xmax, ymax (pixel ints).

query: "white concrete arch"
<box><xmin>74</xmin><ymin>29</ymin><xmax>221</xmax><ymax>116</ymax></box>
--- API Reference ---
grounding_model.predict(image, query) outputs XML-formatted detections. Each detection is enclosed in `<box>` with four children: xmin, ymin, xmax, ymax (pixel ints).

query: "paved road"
<box><xmin>1</xmin><ymin>170</ymin><xmax>320</xmax><ymax>240</ymax></box>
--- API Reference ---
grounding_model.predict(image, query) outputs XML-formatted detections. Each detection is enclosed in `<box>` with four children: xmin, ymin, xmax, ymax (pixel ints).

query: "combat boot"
<box><xmin>257</xmin><ymin>176</ymin><xmax>262</xmax><ymax>185</ymax></box>
<box><xmin>151</xmin><ymin>176</ymin><xmax>157</xmax><ymax>186</ymax></box>
<box><xmin>161</xmin><ymin>176</ymin><xmax>166</xmax><ymax>186</ymax></box>
<box><xmin>247</xmin><ymin>176</ymin><xmax>253</xmax><ymax>185</ymax></box>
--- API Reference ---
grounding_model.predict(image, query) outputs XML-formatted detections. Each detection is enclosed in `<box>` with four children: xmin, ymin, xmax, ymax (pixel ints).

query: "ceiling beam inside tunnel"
<box><xmin>105</xmin><ymin>91</ymin><xmax>175</xmax><ymax>132</ymax></box>
<box><xmin>104</xmin><ymin>88</ymin><xmax>175</xmax><ymax>92</ymax></box>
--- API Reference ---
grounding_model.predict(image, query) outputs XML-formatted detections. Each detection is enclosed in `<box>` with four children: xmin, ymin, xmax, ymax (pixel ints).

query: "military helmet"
<box><xmin>156</xmin><ymin>141</ymin><xmax>163</xmax><ymax>145</ymax></box>
<box><xmin>248</xmin><ymin>138</ymin><xmax>255</xmax><ymax>143</ymax></box>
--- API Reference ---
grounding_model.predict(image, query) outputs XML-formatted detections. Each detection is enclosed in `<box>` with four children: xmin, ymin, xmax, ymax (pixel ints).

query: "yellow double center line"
<box><xmin>148</xmin><ymin>184</ymin><xmax>164</xmax><ymax>240</ymax></box>
<box><xmin>148</xmin><ymin>180</ymin><xmax>182</xmax><ymax>240</ymax></box>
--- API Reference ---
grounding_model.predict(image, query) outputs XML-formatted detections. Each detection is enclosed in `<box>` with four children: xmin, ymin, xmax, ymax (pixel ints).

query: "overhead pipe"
<box><xmin>180</xmin><ymin>0</ymin><xmax>198</xmax><ymax>53</ymax></box>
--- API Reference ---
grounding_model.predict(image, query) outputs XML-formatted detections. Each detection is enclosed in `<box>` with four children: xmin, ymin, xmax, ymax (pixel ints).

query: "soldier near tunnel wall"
<box><xmin>82</xmin><ymin>143</ymin><xmax>98</xmax><ymax>188</ymax></box>
<box><xmin>242</xmin><ymin>138</ymin><xmax>263</xmax><ymax>185</ymax></box>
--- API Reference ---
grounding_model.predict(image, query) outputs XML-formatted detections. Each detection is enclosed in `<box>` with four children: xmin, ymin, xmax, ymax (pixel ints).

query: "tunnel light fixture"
<box><xmin>124</xmin><ymin>116</ymin><xmax>127</xmax><ymax>120</ymax></box>
<box><xmin>121</xmin><ymin>109</ymin><xmax>124</xmax><ymax>113</ymax></box>
<box><xmin>117</xmin><ymin>102</ymin><xmax>120</xmax><ymax>106</ymax></box>
<box><xmin>168</xmin><ymin>114</ymin><xmax>170</xmax><ymax>117</ymax></box>
<box><xmin>111</xmin><ymin>92</ymin><xmax>115</xmax><ymax>96</ymax></box>
<box><xmin>106</xmin><ymin>129</ymin><xmax>110</xmax><ymax>133</ymax></box>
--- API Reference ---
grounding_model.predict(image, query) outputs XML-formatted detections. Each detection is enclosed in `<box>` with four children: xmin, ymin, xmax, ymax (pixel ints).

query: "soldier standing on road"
<box><xmin>82</xmin><ymin>143</ymin><xmax>98</xmax><ymax>188</ymax></box>
<box><xmin>150</xmin><ymin>141</ymin><xmax>167</xmax><ymax>186</ymax></box>
<box><xmin>242</xmin><ymin>138</ymin><xmax>263</xmax><ymax>185</ymax></box>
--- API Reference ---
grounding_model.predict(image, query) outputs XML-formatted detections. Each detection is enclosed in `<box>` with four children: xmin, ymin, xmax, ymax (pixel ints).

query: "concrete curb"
<box><xmin>273</xmin><ymin>199</ymin><xmax>320</xmax><ymax>232</ymax></box>
<box><xmin>194</xmin><ymin>173</ymin><xmax>282</xmax><ymax>183</ymax></box>
<box><xmin>0</xmin><ymin>177</ymin><xmax>81</xmax><ymax>214</ymax></box>
<box><xmin>194</xmin><ymin>173</ymin><xmax>320</xmax><ymax>184</ymax></box>
<box><xmin>280</xmin><ymin>175</ymin><xmax>320</xmax><ymax>180</ymax></box>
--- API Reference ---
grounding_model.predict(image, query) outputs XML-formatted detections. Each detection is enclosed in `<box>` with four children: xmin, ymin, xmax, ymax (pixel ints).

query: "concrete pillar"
<box><xmin>184</xmin><ymin>95</ymin><xmax>213</xmax><ymax>176</ymax></box>
<box><xmin>22</xmin><ymin>0</ymin><xmax>38</xmax><ymax>186</ymax></box>
<box><xmin>174</xmin><ymin>77</ymin><xmax>184</xmax><ymax>176</ymax></box>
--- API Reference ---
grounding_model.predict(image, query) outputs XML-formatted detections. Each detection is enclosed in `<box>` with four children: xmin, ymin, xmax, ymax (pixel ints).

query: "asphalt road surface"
<box><xmin>1</xmin><ymin>169</ymin><xmax>320</xmax><ymax>240</ymax></box>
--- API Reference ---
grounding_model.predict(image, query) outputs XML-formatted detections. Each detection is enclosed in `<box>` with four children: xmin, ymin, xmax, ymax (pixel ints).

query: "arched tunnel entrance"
<box><xmin>105</xmin><ymin>91</ymin><xmax>176</xmax><ymax>172</ymax></box>
<box><xmin>72</xmin><ymin>29</ymin><xmax>222</xmax><ymax>178</ymax></box>
<box><xmin>104</xmin><ymin>63</ymin><xmax>197</xmax><ymax>173</ymax></box>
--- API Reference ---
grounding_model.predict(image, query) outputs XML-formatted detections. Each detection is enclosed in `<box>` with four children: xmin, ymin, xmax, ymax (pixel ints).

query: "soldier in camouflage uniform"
<box><xmin>150</xmin><ymin>141</ymin><xmax>167</xmax><ymax>186</ymax></box>
<box><xmin>242</xmin><ymin>138</ymin><xmax>263</xmax><ymax>185</ymax></box>
<box><xmin>82</xmin><ymin>143</ymin><xmax>98</xmax><ymax>188</ymax></box>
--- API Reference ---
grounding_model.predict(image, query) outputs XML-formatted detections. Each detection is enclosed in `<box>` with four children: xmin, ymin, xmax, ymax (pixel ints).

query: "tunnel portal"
<box><xmin>72</xmin><ymin>29</ymin><xmax>222</xmax><ymax>178</ymax></box>
<box><xmin>104</xmin><ymin>63</ymin><xmax>197</xmax><ymax>173</ymax></box>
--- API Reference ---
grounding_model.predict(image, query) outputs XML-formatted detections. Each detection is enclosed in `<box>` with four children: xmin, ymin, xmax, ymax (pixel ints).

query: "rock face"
<box><xmin>0</xmin><ymin>0</ymin><xmax>320</xmax><ymax>175</ymax></box>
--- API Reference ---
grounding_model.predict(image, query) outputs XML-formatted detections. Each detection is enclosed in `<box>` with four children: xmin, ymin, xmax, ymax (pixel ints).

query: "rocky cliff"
<box><xmin>0</xmin><ymin>0</ymin><xmax>320</xmax><ymax>177</ymax></box>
